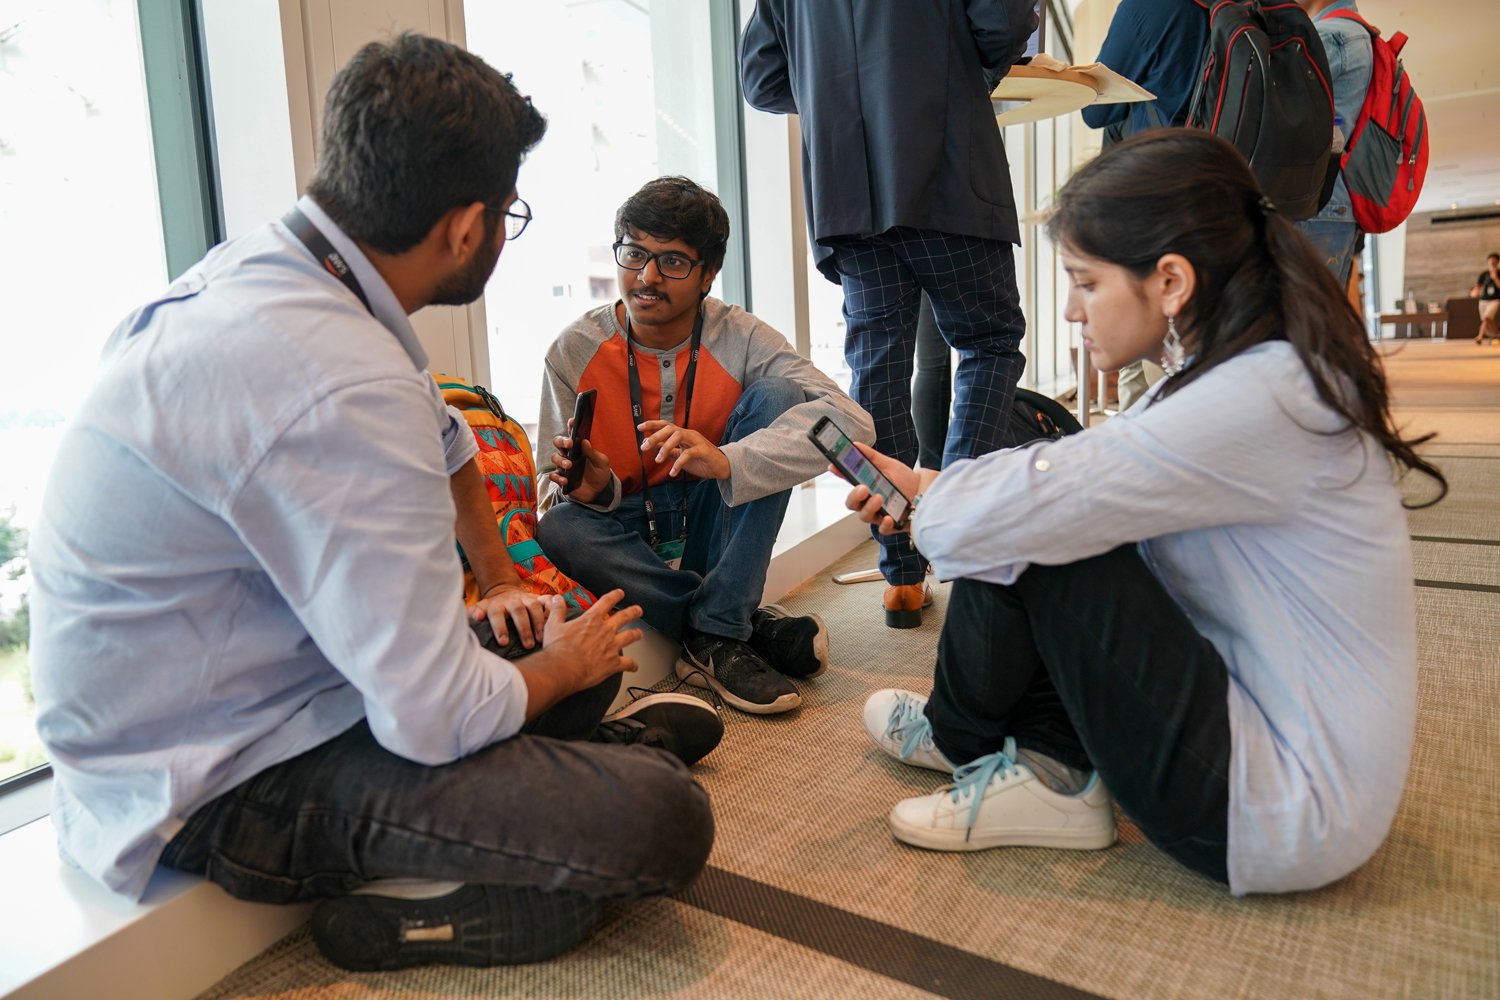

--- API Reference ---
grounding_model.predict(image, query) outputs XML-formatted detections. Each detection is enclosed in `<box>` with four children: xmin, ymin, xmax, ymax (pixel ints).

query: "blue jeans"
<box><xmin>1297</xmin><ymin>218</ymin><xmax>1360</xmax><ymax>291</ymax></box>
<box><xmin>826</xmin><ymin>229</ymin><xmax>1027</xmax><ymax>586</ymax></box>
<box><xmin>537</xmin><ymin>377</ymin><xmax>801</xmax><ymax>642</ymax></box>
<box><xmin>924</xmin><ymin>545</ymin><xmax>1231</xmax><ymax>883</ymax></box>
<box><xmin>160</xmin><ymin>675</ymin><xmax>714</xmax><ymax>909</ymax></box>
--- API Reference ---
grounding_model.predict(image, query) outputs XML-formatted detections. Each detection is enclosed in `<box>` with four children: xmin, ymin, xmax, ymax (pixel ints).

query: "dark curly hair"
<box><xmin>614</xmin><ymin>176</ymin><xmax>730</xmax><ymax>271</ymax></box>
<box><xmin>307</xmin><ymin>33</ymin><xmax>547</xmax><ymax>255</ymax></box>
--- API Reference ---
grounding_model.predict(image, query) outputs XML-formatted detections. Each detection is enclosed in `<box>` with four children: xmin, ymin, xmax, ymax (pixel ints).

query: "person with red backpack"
<box><xmin>1294</xmin><ymin>0</ymin><xmax>1374</xmax><ymax>290</ymax></box>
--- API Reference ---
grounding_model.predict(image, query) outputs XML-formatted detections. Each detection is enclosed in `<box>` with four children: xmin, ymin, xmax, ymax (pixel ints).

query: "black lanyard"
<box><xmin>625</xmin><ymin>309</ymin><xmax>704</xmax><ymax>547</ymax></box>
<box><xmin>283</xmin><ymin>207</ymin><xmax>374</xmax><ymax>315</ymax></box>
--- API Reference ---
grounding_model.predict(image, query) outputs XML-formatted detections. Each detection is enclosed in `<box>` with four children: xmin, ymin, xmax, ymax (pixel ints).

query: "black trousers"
<box><xmin>926</xmin><ymin>545</ymin><xmax>1232</xmax><ymax>882</ymax></box>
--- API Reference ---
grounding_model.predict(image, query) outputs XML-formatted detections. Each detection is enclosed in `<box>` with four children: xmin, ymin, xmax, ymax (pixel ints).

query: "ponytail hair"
<box><xmin>1047</xmin><ymin>129</ymin><xmax>1445</xmax><ymax>508</ymax></box>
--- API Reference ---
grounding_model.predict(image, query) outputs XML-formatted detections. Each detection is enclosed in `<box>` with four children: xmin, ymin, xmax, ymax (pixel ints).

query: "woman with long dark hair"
<box><xmin>845</xmin><ymin>130</ymin><xmax>1446</xmax><ymax>894</ymax></box>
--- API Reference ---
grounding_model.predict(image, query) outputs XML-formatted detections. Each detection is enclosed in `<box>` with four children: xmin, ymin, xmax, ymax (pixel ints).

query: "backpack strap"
<box><xmin>1320</xmin><ymin>8</ymin><xmax>1380</xmax><ymax>38</ymax></box>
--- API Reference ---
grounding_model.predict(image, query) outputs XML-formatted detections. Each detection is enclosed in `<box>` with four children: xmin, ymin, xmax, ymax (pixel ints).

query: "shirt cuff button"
<box><xmin>1034</xmin><ymin>459</ymin><xmax>1051</xmax><ymax>472</ymax></box>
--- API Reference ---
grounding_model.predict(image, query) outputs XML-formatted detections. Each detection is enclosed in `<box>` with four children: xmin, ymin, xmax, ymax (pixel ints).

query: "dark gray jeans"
<box><xmin>161</xmin><ymin>674</ymin><xmax>714</xmax><ymax>910</ymax></box>
<box><xmin>925</xmin><ymin>545</ymin><xmax>1232</xmax><ymax>883</ymax></box>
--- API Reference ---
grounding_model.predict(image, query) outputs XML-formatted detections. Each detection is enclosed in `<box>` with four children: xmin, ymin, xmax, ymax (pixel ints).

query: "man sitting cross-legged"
<box><xmin>537</xmin><ymin>176</ymin><xmax>874</xmax><ymax>715</ymax></box>
<box><xmin>29</xmin><ymin>35</ymin><xmax>714</xmax><ymax>973</ymax></box>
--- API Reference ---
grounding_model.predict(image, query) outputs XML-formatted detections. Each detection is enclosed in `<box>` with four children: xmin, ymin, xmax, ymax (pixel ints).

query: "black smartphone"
<box><xmin>808</xmin><ymin>416</ymin><xmax>911</xmax><ymax>526</ymax></box>
<box><xmin>562</xmin><ymin>388</ymin><xmax>598</xmax><ymax>493</ymax></box>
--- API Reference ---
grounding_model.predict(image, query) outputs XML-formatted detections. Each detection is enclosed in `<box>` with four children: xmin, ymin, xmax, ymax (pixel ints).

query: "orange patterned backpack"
<box><xmin>433</xmin><ymin>374</ymin><xmax>595</xmax><ymax>614</ymax></box>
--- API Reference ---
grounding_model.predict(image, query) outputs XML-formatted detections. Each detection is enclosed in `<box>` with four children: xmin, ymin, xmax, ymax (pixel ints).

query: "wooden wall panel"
<box><xmin>1401</xmin><ymin>211</ymin><xmax>1500</xmax><ymax>310</ymax></box>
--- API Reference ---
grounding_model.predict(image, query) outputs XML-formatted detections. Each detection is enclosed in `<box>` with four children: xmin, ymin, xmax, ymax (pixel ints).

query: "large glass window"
<box><xmin>1</xmin><ymin>0</ymin><xmax>219</xmax><ymax>791</ymax></box>
<box><xmin>0</xmin><ymin>0</ymin><xmax>178</xmax><ymax>783</ymax></box>
<box><xmin>464</xmin><ymin>1</ymin><xmax>731</xmax><ymax>429</ymax></box>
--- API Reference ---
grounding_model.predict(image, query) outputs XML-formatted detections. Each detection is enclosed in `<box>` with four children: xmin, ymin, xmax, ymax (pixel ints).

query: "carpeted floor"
<box><xmin>197</xmin><ymin>340</ymin><xmax>1499</xmax><ymax>1000</ymax></box>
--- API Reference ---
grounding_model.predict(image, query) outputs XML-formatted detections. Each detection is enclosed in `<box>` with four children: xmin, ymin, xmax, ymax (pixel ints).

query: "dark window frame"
<box><xmin>138</xmin><ymin>0</ymin><xmax>225</xmax><ymax>280</ymax></box>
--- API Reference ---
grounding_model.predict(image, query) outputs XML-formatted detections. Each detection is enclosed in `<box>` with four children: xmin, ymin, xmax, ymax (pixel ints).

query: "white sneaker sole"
<box><xmin>601</xmin><ymin>691</ymin><xmax>717</xmax><ymax>723</ymax></box>
<box><xmin>675</xmin><ymin>657</ymin><xmax>801</xmax><ymax>715</ymax></box>
<box><xmin>888</xmin><ymin>811</ymin><xmax>1118</xmax><ymax>852</ymax></box>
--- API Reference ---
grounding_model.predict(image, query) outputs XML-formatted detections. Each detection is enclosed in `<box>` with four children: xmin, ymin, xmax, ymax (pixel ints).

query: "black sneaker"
<box><xmin>749</xmin><ymin>604</ymin><xmax>829</xmax><ymax>678</ymax></box>
<box><xmin>677</xmin><ymin>629</ymin><xmax>801</xmax><ymax>715</ymax></box>
<box><xmin>596</xmin><ymin>690</ymin><xmax>724</xmax><ymax>766</ymax></box>
<box><xmin>311</xmin><ymin>880</ymin><xmax>602</xmax><ymax>971</ymax></box>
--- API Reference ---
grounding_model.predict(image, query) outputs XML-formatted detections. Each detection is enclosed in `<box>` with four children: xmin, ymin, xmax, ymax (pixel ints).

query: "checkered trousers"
<box><xmin>826</xmin><ymin>227</ymin><xmax>1027</xmax><ymax>585</ymax></box>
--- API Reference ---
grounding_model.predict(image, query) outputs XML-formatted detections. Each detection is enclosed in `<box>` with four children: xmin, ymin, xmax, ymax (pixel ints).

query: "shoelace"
<box><xmin>626</xmin><ymin>668</ymin><xmax>724</xmax><ymax>711</ymax></box>
<box><xmin>949</xmin><ymin>750</ymin><xmax>1022</xmax><ymax>837</ymax></box>
<box><xmin>711</xmin><ymin>638</ymin><xmax>778</xmax><ymax>679</ymax></box>
<box><xmin>886</xmin><ymin>694</ymin><xmax>939</xmax><ymax>761</ymax></box>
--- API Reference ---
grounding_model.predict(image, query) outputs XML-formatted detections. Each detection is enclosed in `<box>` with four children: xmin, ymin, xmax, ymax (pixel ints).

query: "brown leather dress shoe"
<box><xmin>883</xmin><ymin>583</ymin><xmax>934</xmax><ymax>629</ymax></box>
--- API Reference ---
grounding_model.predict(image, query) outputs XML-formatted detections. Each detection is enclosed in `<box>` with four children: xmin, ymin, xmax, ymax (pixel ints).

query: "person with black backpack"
<box><xmin>1081</xmin><ymin>0</ymin><xmax>1210</xmax><ymax>146</ymax></box>
<box><xmin>845</xmin><ymin>131</ymin><xmax>1445</xmax><ymax>894</ymax></box>
<box><xmin>1294</xmin><ymin>0</ymin><xmax>1376</xmax><ymax>290</ymax></box>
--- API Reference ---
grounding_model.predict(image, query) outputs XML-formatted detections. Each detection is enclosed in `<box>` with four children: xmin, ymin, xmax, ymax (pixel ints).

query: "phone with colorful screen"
<box><xmin>808</xmin><ymin>416</ymin><xmax>911</xmax><ymax>526</ymax></box>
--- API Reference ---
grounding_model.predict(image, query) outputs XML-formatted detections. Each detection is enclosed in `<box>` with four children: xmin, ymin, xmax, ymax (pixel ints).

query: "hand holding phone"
<box><xmin>562</xmin><ymin>389</ymin><xmax>598</xmax><ymax>494</ymax></box>
<box><xmin>808</xmin><ymin>417</ymin><xmax>911</xmax><ymax>527</ymax></box>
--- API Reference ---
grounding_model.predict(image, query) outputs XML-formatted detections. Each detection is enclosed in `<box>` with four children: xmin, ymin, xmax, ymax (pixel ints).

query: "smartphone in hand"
<box><xmin>808</xmin><ymin>416</ymin><xmax>911</xmax><ymax>526</ymax></box>
<box><xmin>562</xmin><ymin>389</ymin><xmax>598</xmax><ymax>493</ymax></box>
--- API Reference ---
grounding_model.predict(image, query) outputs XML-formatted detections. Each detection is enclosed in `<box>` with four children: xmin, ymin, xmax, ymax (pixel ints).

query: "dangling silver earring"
<box><xmin>1161</xmin><ymin>315</ymin><xmax>1185</xmax><ymax>377</ymax></box>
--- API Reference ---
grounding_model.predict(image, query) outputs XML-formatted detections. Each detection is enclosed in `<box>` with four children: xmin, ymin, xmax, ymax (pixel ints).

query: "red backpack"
<box><xmin>1322</xmin><ymin>9</ymin><xmax>1428</xmax><ymax>233</ymax></box>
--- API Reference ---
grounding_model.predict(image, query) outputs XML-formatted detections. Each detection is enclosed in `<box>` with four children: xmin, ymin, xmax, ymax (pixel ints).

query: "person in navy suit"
<box><xmin>741</xmin><ymin>0</ymin><xmax>1038</xmax><ymax>629</ymax></box>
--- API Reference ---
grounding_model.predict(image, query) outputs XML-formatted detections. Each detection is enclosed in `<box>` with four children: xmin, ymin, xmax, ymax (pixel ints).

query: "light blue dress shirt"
<box><xmin>913</xmin><ymin>343</ymin><xmax>1416</xmax><ymax>894</ymax></box>
<box><xmin>29</xmin><ymin>198</ymin><xmax>526</xmax><ymax>900</ymax></box>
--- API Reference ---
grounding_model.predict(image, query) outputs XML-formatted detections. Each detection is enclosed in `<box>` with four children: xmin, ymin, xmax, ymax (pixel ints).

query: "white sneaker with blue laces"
<box><xmin>887</xmin><ymin>737</ymin><xmax>1117</xmax><ymax>852</ymax></box>
<box><xmin>863</xmin><ymin>689</ymin><xmax>957</xmax><ymax>773</ymax></box>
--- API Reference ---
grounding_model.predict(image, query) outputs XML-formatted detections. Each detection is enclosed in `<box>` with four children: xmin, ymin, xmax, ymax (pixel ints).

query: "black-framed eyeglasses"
<box><xmin>613</xmin><ymin>241</ymin><xmax>706</xmax><ymax>280</ymax></box>
<box><xmin>487</xmin><ymin>196</ymin><xmax>532</xmax><ymax>240</ymax></box>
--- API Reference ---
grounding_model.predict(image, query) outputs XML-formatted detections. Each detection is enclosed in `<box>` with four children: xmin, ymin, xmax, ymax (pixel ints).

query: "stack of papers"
<box><xmin>991</xmin><ymin>54</ymin><xmax>1155</xmax><ymax>126</ymax></box>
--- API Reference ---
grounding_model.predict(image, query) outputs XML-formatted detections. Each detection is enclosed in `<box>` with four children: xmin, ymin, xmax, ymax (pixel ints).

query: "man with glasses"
<box><xmin>29</xmin><ymin>34</ymin><xmax>714</xmax><ymax>971</ymax></box>
<box><xmin>536</xmin><ymin>176</ymin><xmax>874</xmax><ymax>715</ymax></box>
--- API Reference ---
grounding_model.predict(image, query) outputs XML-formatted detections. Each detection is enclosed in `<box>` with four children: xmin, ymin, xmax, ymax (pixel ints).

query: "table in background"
<box><xmin>1378</xmin><ymin>311</ymin><xmax>1447</xmax><ymax>340</ymax></box>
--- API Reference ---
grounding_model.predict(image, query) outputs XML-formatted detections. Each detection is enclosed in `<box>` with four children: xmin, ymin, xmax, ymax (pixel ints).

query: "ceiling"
<box><xmin>1354</xmin><ymin>1</ymin><xmax>1500</xmax><ymax>213</ymax></box>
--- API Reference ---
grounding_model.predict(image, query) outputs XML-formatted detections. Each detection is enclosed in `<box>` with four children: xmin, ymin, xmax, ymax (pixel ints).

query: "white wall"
<box><xmin>272</xmin><ymin>0</ymin><xmax>487</xmax><ymax>380</ymax></box>
<box><xmin>201</xmin><ymin>0</ymin><xmax>297</xmax><ymax>239</ymax></box>
<box><xmin>1374</xmin><ymin>225</ymin><xmax>1409</xmax><ymax>319</ymax></box>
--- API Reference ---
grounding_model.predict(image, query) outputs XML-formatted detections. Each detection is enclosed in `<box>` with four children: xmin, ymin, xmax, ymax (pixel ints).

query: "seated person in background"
<box><xmin>537</xmin><ymin>176</ymin><xmax>875</xmax><ymax>715</ymax></box>
<box><xmin>1472</xmin><ymin>252</ymin><xmax>1500</xmax><ymax>345</ymax></box>
<box><xmin>28</xmin><ymin>34</ymin><xmax>714</xmax><ymax>972</ymax></box>
<box><xmin>847</xmin><ymin>130</ymin><xmax>1445</xmax><ymax>895</ymax></box>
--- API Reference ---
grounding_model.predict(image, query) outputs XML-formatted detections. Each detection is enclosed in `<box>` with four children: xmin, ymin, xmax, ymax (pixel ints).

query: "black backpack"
<box><xmin>1185</xmin><ymin>0</ymin><xmax>1335</xmax><ymax>220</ymax></box>
<box><xmin>1002</xmin><ymin>388</ymin><xmax>1083</xmax><ymax>447</ymax></box>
